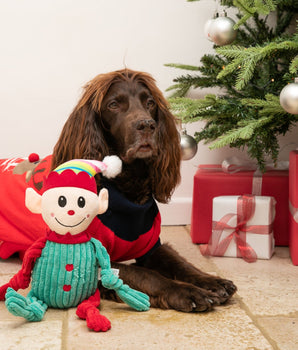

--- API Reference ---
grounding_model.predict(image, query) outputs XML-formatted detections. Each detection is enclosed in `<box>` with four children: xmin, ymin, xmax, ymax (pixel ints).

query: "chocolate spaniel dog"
<box><xmin>49</xmin><ymin>69</ymin><xmax>237</xmax><ymax>312</ymax></box>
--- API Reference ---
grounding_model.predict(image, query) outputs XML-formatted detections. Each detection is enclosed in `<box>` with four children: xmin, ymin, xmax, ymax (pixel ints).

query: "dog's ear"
<box><xmin>51</xmin><ymin>104</ymin><xmax>110</xmax><ymax>170</ymax></box>
<box><xmin>151</xmin><ymin>105</ymin><xmax>181</xmax><ymax>203</ymax></box>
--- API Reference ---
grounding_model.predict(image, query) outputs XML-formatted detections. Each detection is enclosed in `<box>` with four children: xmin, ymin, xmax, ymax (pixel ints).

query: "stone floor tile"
<box><xmin>198</xmin><ymin>246</ymin><xmax>298</xmax><ymax>316</ymax></box>
<box><xmin>66</xmin><ymin>300</ymin><xmax>273</xmax><ymax>350</ymax></box>
<box><xmin>0</xmin><ymin>319</ymin><xmax>63</xmax><ymax>350</ymax></box>
<box><xmin>258</xmin><ymin>316</ymin><xmax>298</xmax><ymax>350</ymax></box>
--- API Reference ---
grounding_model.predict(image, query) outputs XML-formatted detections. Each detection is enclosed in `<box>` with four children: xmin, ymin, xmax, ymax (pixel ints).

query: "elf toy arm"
<box><xmin>90</xmin><ymin>237</ymin><xmax>150</xmax><ymax>311</ymax></box>
<box><xmin>0</xmin><ymin>237</ymin><xmax>47</xmax><ymax>300</ymax></box>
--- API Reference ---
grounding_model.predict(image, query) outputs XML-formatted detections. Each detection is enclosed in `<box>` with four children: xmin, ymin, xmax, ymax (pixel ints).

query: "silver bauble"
<box><xmin>209</xmin><ymin>16</ymin><xmax>237</xmax><ymax>46</ymax></box>
<box><xmin>180</xmin><ymin>133</ymin><xmax>198</xmax><ymax>160</ymax></box>
<box><xmin>204</xmin><ymin>18</ymin><xmax>215</xmax><ymax>42</ymax></box>
<box><xmin>280</xmin><ymin>82</ymin><xmax>298</xmax><ymax>115</ymax></box>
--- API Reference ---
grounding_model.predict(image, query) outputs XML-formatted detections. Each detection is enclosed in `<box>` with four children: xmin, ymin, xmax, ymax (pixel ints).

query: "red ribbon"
<box><xmin>201</xmin><ymin>195</ymin><xmax>272</xmax><ymax>263</ymax></box>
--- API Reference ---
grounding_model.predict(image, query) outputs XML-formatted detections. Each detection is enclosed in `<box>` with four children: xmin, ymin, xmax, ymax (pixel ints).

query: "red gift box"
<box><xmin>289</xmin><ymin>151</ymin><xmax>298</xmax><ymax>265</ymax></box>
<box><xmin>191</xmin><ymin>164</ymin><xmax>289</xmax><ymax>246</ymax></box>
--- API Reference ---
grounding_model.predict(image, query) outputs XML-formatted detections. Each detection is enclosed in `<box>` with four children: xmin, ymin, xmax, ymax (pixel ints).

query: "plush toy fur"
<box><xmin>0</xmin><ymin>158</ymin><xmax>150</xmax><ymax>332</ymax></box>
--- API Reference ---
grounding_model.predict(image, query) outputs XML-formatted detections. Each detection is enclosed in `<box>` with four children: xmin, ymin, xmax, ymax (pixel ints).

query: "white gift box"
<box><xmin>210</xmin><ymin>195</ymin><xmax>276</xmax><ymax>260</ymax></box>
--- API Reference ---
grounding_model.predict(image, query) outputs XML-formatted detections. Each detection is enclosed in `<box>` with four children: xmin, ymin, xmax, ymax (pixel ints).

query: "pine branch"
<box><xmin>216</xmin><ymin>40</ymin><xmax>298</xmax><ymax>90</ymax></box>
<box><xmin>289</xmin><ymin>55</ymin><xmax>298</xmax><ymax>74</ymax></box>
<box><xmin>209</xmin><ymin>115</ymin><xmax>274</xmax><ymax>149</ymax></box>
<box><xmin>164</xmin><ymin>63</ymin><xmax>200</xmax><ymax>71</ymax></box>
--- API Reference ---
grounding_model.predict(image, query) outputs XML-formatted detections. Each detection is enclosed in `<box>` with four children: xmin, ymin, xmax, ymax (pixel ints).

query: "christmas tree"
<box><xmin>166</xmin><ymin>0</ymin><xmax>298</xmax><ymax>171</ymax></box>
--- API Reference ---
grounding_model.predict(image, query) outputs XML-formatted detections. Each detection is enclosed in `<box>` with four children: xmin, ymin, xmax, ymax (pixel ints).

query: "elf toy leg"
<box><xmin>76</xmin><ymin>289</ymin><xmax>111</xmax><ymax>332</ymax></box>
<box><xmin>5</xmin><ymin>288</ymin><xmax>48</xmax><ymax>322</ymax></box>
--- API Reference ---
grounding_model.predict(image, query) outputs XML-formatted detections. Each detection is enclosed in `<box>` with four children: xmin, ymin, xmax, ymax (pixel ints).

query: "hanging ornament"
<box><xmin>209</xmin><ymin>13</ymin><xmax>237</xmax><ymax>46</ymax></box>
<box><xmin>180</xmin><ymin>130</ymin><xmax>198</xmax><ymax>161</ymax></box>
<box><xmin>204</xmin><ymin>18</ymin><xmax>215</xmax><ymax>42</ymax></box>
<box><xmin>280</xmin><ymin>78</ymin><xmax>298</xmax><ymax>115</ymax></box>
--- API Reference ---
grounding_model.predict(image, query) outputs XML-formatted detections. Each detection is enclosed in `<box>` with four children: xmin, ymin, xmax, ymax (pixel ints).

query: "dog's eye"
<box><xmin>107</xmin><ymin>101</ymin><xmax>119</xmax><ymax>110</ymax></box>
<box><xmin>146</xmin><ymin>99</ymin><xmax>155</xmax><ymax>109</ymax></box>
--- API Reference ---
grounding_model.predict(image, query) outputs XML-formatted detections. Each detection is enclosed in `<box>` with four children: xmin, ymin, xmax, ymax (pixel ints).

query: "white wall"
<box><xmin>0</xmin><ymin>0</ymin><xmax>297</xmax><ymax>224</ymax></box>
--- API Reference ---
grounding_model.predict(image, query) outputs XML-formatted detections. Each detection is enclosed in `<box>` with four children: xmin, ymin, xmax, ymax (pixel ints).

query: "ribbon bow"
<box><xmin>201</xmin><ymin>195</ymin><xmax>272</xmax><ymax>263</ymax></box>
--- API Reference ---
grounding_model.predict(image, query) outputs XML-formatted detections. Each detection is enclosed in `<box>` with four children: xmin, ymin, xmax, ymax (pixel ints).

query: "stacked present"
<box><xmin>289</xmin><ymin>151</ymin><xmax>298</xmax><ymax>265</ymax></box>
<box><xmin>200</xmin><ymin>195</ymin><xmax>275</xmax><ymax>263</ymax></box>
<box><xmin>191</xmin><ymin>158</ymin><xmax>289</xmax><ymax>262</ymax></box>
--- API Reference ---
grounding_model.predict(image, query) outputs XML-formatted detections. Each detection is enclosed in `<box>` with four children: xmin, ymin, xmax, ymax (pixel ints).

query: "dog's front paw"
<box><xmin>153</xmin><ymin>281</ymin><xmax>221</xmax><ymax>313</ymax></box>
<box><xmin>191</xmin><ymin>275</ymin><xmax>237</xmax><ymax>304</ymax></box>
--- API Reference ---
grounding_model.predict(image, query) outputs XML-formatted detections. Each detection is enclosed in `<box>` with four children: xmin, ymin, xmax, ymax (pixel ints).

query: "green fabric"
<box><xmin>31</xmin><ymin>240</ymin><xmax>98</xmax><ymax>308</ymax></box>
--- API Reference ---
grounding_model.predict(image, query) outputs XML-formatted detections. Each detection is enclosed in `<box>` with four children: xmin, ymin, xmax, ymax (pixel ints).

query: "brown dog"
<box><xmin>49</xmin><ymin>69</ymin><xmax>236</xmax><ymax>312</ymax></box>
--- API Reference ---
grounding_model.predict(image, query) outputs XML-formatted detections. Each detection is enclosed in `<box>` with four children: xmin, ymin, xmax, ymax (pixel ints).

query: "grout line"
<box><xmin>236</xmin><ymin>297</ymin><xmax>280</xmax><ymax>350</ymax></box>
<box><xmin>60</xmin><ymin>310</ymin><xmax>69</xmax><ymax>350</ymax></box>
<box><xmin>183</xmin><ymin>226</ymin><xmax>282</xmax><ymax>350</ymax></box>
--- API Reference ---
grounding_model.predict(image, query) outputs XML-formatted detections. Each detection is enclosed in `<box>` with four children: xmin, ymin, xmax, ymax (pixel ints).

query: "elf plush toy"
<box><xmin>0</xmin><ymin>157</ymin><xmax>150</xmax><ymax>332</ymax></box>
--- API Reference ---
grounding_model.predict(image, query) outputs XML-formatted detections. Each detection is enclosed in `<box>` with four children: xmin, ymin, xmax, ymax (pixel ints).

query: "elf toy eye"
<box><xmin>58</xmin><ymin>196</ymin><xmax>67</xmax><ymax>207</ymax></box>
<box><xmin>77</xmin><ymin>196</ymin><xmax>85</xmax><ymax>208</ymax></box>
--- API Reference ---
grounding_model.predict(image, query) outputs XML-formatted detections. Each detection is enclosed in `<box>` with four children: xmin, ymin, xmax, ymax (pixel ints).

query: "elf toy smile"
<box><xmin>0</xmin><ymin>157</ymin><xmax>150</xmax><ymax>332</ymax></box>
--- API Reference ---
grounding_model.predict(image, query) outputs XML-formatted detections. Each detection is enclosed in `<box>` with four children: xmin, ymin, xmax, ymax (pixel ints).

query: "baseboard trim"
<box><xmin>158</xmin><ymin>197</ymin><xmax>192</xmax><ymax>226</ymax></box>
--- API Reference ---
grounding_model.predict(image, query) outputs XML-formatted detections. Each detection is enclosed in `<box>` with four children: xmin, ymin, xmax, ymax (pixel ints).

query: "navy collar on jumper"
<box><xmin>98</xmin><ymin>178</ymin><xmax>159</xmax><ymax>242</ymax></box>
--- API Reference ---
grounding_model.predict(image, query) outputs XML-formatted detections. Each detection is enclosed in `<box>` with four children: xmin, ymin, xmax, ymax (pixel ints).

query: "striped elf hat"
<box><xmin>43</xmin><ymin>156</ymin><xmax>122</xmax><ymax>193</ymax></box>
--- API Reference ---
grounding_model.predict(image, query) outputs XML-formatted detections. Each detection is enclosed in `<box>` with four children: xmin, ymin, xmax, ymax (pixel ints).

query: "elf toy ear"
<box><xmin>25</xmin><ymin>187</ymin><xmax>42</xmax><ymax>214</ymax></box>
<box><xmin>97</xmin><ymin>188</ymin><xmax>109</xmax><ymax>215</ymax></box>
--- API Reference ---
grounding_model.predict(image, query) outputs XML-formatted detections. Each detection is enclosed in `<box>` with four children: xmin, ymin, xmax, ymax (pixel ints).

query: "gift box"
<box><xmin>289</xmin><ymin>151</ymin><xmax>298</xmax><ymax>265</ymax></box>
<box><xmin>201</xmin><ymin>195</ymin><xmax>275</xmax><ymax>262</ymax></box>
<box><xmin>191</xmin><ymin>164</ymin><xmax>289</xmax><ymax>246</ymax></box>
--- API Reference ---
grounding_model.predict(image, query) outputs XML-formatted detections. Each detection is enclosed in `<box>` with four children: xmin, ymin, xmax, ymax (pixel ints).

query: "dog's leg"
<box><xmin>99</xmin><ymin>262</ymin><xmax>221</xmax><ymax>313</ymax></box>
<box><xmin>138</xmin><ymin>243</ymin><xmax>237</xmax><ymax>304</ymax></box>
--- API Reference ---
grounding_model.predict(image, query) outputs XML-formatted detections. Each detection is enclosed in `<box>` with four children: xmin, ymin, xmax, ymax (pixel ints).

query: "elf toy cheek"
<box><xmin>51</xmin><ymin>213</ymin><xmax>55</xmax><ymax>217</ymax></box>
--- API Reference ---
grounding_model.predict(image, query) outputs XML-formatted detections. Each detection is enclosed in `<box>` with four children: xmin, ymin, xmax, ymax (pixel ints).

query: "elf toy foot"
<box><xmin>76</xmin><ymin>289</ymin><xmax>111</xmax><ymax>332</ymax></box>
<box><xmin>5</xmin><ymin>288</ymin><xmax>47</xmax><ymax>322</ymax></box>
<box><xmin>85</xmin><ymin>308</ymin><xmax>111</xmax><ymax>332</ymax></box>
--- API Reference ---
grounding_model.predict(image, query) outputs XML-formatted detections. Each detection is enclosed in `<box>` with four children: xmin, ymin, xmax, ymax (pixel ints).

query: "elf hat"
<box><xmin>43</xmin><ymin>156</ymin><xmax>122</xmax><ymax>194</ymax></box>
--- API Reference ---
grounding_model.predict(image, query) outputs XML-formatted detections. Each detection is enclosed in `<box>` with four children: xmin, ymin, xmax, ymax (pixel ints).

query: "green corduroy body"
<box><xmin>31</xmin><ymin>240</ymin><xmax>98</xmax><ymax>308</ymax></box>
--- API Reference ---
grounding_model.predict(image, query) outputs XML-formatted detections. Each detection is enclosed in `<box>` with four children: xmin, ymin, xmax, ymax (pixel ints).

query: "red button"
<box><xmin>65</xmin><ymin>264</ymin><xmax>74</xmax><ymax>271</ymax></box>
<box><xmin>63</xmin><ymin>285</ymin><xmax>71</xmax><ymax>292</ymax></box>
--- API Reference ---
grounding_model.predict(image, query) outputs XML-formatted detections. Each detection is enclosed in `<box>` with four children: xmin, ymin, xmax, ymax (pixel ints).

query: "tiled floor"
<box><xmin>0</xmin><ymin>226</ymin><xmax>297</xmax><ymax>350</ymax></box>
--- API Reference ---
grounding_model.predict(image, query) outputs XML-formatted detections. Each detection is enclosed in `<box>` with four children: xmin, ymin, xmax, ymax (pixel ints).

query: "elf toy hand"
<box><xmin>100</xmin><ymin>269</ymin><xmax>150</xmax><ymax>311</ymax></box>
<box><xmin>115</xmin><ymin>283</ymin><xmax>150</xmax><ymax>311</ymax></box>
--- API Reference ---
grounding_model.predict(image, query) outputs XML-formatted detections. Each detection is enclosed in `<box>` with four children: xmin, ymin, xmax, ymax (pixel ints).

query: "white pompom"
<box><xmin>102</xmin><ymin>156</ymin><xmax>122</xmax><ymax>178</ymax></box>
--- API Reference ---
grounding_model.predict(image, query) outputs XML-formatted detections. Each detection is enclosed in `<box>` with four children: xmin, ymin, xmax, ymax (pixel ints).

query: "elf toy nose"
<box><xmin>68</xmin><ymin>210</ymin><xmax>75</xmax><ymax>216</ymax></box>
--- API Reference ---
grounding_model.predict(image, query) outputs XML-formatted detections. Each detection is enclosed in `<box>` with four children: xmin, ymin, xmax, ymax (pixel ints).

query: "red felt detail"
<box><xmin>68</xmin><ymin>210</ymin><xmax>75</xmax><ymax>216</ymax></box>
<box><xmin>44</xmin><ymin>169</ymin><xmax>97</xmax><ymax>193</ymax></box>
<box><xmin>191</xmin><ymin>165</ymin><xmax>289</xmax><ymax>246</ymax></box>
<box><xmin>63</xmin><ymin>285</ymin><xmax>71</xmax><ymax>292</ymax></box>
<box><xmin>28</xmin><ymin>153</ymin><xmax>40</xmax><ymax>163</ymax></box>
<box><xmin>65</xmin><ymin>264</ymin><xmax>74</xmax><ymax>271</ymax></box>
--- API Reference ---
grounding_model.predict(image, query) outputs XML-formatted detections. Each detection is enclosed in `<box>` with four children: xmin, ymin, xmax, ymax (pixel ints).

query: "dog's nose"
<box><xmin>135</xmin><ymin>119</ymin><xmax>156</xmax><ymax>132</ymax></box>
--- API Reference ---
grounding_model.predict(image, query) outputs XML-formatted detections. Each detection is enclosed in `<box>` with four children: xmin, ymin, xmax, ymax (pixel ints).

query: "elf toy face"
<box><xmin>26</xmin><ymin>186</ymin><xmax>109</xmax><ymax>235</ymax></box>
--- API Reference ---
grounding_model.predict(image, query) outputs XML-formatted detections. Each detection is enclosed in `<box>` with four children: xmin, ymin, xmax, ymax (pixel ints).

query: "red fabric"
<box><xmin>0</xmin><ymin>155</ymin><xmax>161</xmax><ymax>262</ymax></box>
<box><xmin>88</xmin><ymin>212</ymin><xmax>161</xmax><ymax>262</ymax></box>
<box><xmin>76</xmin><ymin>289</ymin><xmax>111</xmax><ymax>332</ymax></box>
<box><xmin>0</xmin><ymin>156</ymin><xmax>51</xmax><ymax>259</ymax></box>
<box><xmin>289</xmin><ymin>151</ymin><xmax>298</xmax><ymax>265</ymax></box>
<box><xmin>0</xmin><ymin>237</ymin><xmax>47</xmax><ymax>300</ymax></box>
<box><xmin>46</xmin><ymin>230</ymin><xmax>91</xmax><ymax>244</ymax></box>
<box><xmin>191</xmin><ymin>165</ymin><xmax>289</xmax><ymax>246</ymax></box>
<box><xmin>44</xmin><ymin>169</ymin><xmax>97</xmax><ymax>193</ymax></box>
